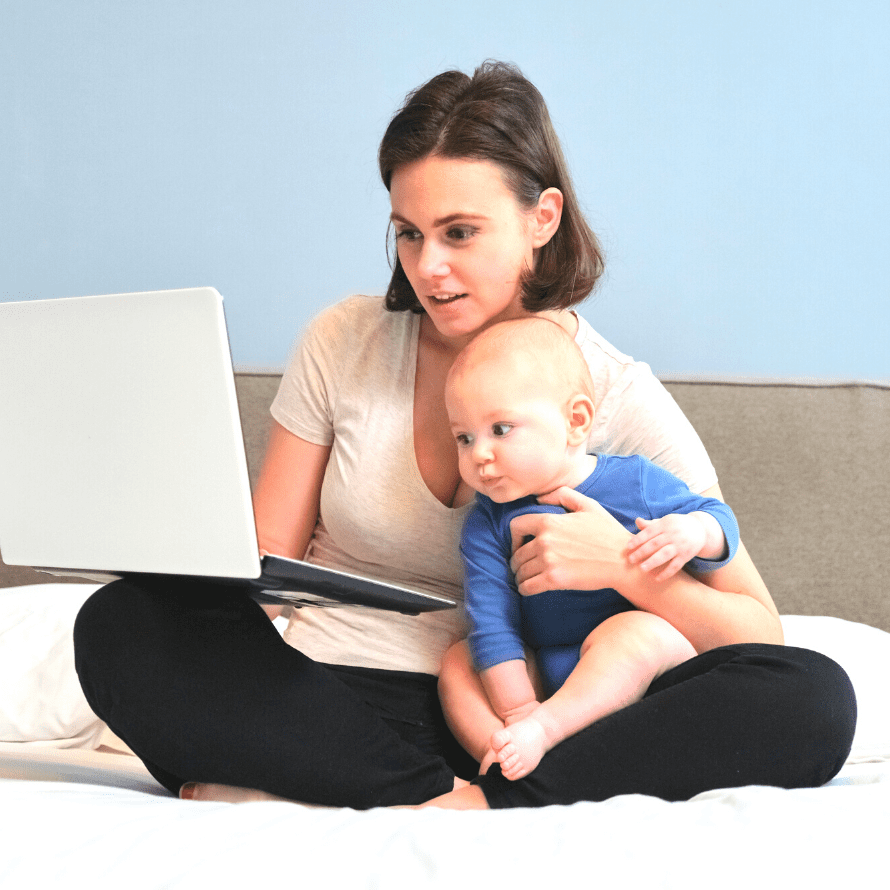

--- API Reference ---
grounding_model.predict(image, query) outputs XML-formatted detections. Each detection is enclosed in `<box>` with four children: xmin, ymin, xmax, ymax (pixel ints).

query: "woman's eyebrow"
<box><xmin>389</xmin><ymin>212</ymin><xmax>489</xmax><ymax>227</ymax></box>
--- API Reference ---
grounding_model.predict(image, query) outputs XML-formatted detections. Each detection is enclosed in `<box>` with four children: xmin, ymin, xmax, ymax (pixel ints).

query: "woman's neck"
<box><xmin>419</xmin><ymin>308</ymin><xmax>578</xmax><ymax>358</ymax></box>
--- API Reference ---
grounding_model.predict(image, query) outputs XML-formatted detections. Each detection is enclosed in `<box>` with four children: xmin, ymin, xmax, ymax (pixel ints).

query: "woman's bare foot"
<box><xmin>182</xmin><ymin>777</ymin><xmax>483</xmax><ymax>811</ymax></box>
<box><xmin>179</xmin><ymin>782</ymin><xmax>292</xmax><ymax>803</ymax></box>
<box><xmin>415</xmin><ymin>778</ymin><xmax>489</xmax><ymax>810</ymax></box>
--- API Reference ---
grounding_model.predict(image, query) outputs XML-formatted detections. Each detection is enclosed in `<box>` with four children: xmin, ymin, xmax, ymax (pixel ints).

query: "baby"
<box><xmin>441</xmin><ymin>317</ymin><xmax>740</xmax><ymax>780</ymax></box>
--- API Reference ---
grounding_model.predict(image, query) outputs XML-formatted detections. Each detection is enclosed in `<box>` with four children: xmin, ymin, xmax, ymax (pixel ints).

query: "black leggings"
<box><xmin>73</xmin><ymin>577</ymin><xmax>857</xmax><ymax>809</ymax></box>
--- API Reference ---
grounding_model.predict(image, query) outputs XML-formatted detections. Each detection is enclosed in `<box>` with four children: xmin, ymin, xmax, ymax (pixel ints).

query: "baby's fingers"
<box><xmin>638</xmin><ymin>544</ymin><xmax>678</xmax><ymax>573</ymax></box>
<box><xmin>653</xmin><ymin>554</ymin><xmax>688</xmax><ymax>581</ymax></box>
<box><xmin>627</xmin><ymin>517</ymin><xmax>659</xmax><ymax>555</ymax></box>
<box><xmin>627</xmin><ymin>530</ymin><xmax>670</xmax><ymax>564</ymax></box>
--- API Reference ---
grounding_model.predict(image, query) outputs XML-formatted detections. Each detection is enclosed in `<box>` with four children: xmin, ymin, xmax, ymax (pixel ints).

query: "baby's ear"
<box><xmin>567</xmin><ymin>394</ymin><xmax>595</xmax><ymax>444</ymax></box>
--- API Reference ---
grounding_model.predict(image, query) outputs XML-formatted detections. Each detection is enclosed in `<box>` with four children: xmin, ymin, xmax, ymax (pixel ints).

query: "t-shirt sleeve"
<box><xmin>577</xmin><ymin>317</ymin><xmax>718</xmax><ymax>493</ymax></box>
<box><xmin>461</xmin><ymin>503</ymin><xmax>526</xmax><ymax>671</ymax></box>
<box><xmin>636</xmin><ymin>459</ymin><xmax>740</xmax><ymax>572</ymax></box>
<box><xmin>597</xmin><ymin>368</ymin><xmax>717</xmax><ymax>493</ymax></box>
<box><xmin>270</xmin><ymin>302</ymin><xmax>350</xmax><ymax>446</ymax></box>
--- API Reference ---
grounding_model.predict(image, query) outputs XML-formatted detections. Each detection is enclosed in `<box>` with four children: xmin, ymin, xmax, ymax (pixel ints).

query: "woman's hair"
<box><xmin>378</xmin><ymin>60</ymin><xmax>605</xmax><ymax>314</ymax></box>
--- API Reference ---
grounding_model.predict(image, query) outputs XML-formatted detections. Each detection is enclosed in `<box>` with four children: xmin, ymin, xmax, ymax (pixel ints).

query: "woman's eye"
<box><xmin>447</xmin><ymin>226</ymin><xmax>477</xmax><ymax>242</ymax></box>
<box><xmin>396</xmin><ymin>229</ymin><xmax>421</xmax><ymax>242</ymax></box>
<box><xmin>492</xmin><ymin>423</ymin><xmax>513</xmax><ymax>437</ymax></box>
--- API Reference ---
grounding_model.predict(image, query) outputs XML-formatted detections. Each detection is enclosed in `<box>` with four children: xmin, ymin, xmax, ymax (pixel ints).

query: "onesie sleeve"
<box><xmin>461</xmin><ymin>501</ymin><xmax>526</xmax><ymax>672</ymax></box>
<box><xmin>637</xmin><ymin>459</ymin><xmax>740</xmax><ymax>572</ymax></box>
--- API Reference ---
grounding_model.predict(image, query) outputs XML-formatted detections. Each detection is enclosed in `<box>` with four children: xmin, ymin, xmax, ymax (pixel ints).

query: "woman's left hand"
<box><xmin>510</xmin><ymin>485</ymin><xmax>784</xmax><ymax>652</ymax></box>
<box><xmin>509</xmin><ymin>486</ymin><xmax>633</xmax><ymax>596</ymax></box>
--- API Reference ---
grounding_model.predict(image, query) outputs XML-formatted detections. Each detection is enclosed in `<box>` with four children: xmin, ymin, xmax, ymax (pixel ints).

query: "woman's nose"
<box><xmin>418</xmin><ymin>240</ymin><xmax>449</xmax><ymax>279</ymax></box>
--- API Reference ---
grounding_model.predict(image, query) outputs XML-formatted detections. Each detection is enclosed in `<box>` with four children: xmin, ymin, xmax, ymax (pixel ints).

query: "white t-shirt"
<box><xmin>271</xmin><ymin>295</ymin><xmax>716</xmax><ymax>675</ymax></box>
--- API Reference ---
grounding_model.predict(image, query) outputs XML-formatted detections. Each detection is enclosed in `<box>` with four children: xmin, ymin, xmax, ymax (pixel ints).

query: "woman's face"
<box><xmin>389</xmin><ymin>155</ymin><xmax>542</xmax><ymax>344</ymax></box>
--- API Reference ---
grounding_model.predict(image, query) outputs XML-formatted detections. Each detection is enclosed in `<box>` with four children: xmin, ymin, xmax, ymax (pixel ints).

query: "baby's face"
<box><xmin>446</xmin><ymin>362</ymin><xmax>580</xmax><ymax>503</ymax></box>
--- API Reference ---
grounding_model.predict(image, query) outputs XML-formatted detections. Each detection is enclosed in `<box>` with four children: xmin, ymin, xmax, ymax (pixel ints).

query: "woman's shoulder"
<box><xmin>309</xmin><ymin>294</ymin><xmax>389</xmax><ymax>333</ymax></box>
<box><xmin>573</xmin><ymin>313</ymin><xmax>645</xmax><ymax>377</ymax></box>
<box><xmin>572</xmin><ymin>312</ymin><xmax>659</xmax><ymax>404</ymax></box>
<box><xmin>297</xmin><ymin>295</ymin><xmax>410</xmax><ymax>360</ymax></box>
<box><xmin>572</xmin><ymin>312</ymin><xmax>718</xmax><ymax>492</ymax></box>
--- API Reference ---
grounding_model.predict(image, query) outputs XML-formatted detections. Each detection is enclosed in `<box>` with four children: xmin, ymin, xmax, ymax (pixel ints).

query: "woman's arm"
<box><xmin>509</xmin><ymin>487</ymin><xmax>782</xmax><ymax>654</ymax></box>
<box><xmin>252</xmin><ymin>420</ymin><xmax>332</xmax><ymax>620</ymax></box>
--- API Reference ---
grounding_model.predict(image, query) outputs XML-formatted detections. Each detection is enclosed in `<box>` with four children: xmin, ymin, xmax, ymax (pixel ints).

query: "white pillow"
<box><xmin>781</xmin><ymin>614</ymin><xmax>890</xmax><ymax>763</ymax></box>
<box><xmin>0</xmin><ymin>583</ymin><xmax>105</xmax><ymax>748</ymax></box>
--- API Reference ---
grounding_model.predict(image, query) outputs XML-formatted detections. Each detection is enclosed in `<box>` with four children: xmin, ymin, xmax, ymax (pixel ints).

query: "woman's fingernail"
<box><xmin>180</xmin><ymin>782</ymin><xmax>197</xmax><ymax>800</ymax></box>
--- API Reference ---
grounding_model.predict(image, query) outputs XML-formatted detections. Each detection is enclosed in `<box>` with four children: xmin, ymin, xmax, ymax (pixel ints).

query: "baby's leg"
<box><xmin>438</xmin><ymin>640</ymin><xmax>505</xmax><ymax>764</ymax></box>
<box><xmin>490</xmin><ymin>612</ymin><xmax>696</xmax><ymax>780</ymax></box>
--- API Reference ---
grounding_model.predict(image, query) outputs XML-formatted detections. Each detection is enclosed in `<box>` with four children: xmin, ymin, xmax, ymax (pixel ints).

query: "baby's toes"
<box><xmin>490</xmin><ymin>727</ymin><xmax>512</xmax><ymax>753</ymax></box>
<box><xmin>499</xmin><ymin>749</ymin><xmax>522</xmax><ymax>772</ymax></box>
<box><xmin>503</xmin><ymin>760</ymin><xmax>530</xmax><ymax>781</ymax></box>
<box><xmin>496</xmin><ymin>741</ymin><xmax>518</xmax><ymax>764</ymax></box>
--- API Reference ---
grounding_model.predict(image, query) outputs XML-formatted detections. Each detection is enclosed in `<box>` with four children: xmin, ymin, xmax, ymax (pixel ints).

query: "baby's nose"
<box><xmin>473</xmin><ymin>439</ymin><xmax>494</xmax><ymax>463</ymax></box>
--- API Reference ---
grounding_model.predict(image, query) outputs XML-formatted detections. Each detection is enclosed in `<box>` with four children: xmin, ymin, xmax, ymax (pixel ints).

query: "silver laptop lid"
<box><xmin>0</xmin><ymin>288</ymin><xmax>263</xmax><ymax>579</ymax></box>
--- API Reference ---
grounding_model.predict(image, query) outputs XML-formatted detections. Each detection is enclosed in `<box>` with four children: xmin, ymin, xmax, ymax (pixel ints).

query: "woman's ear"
<box><xmin>531</xmin><ymin>188</ymin><xmax>563</xmax><ymax>249</ymax></box>
<box><xmin>566</xmin><ymin>394</ymin><xmax>595</xmax><ymax>445</ymax></box>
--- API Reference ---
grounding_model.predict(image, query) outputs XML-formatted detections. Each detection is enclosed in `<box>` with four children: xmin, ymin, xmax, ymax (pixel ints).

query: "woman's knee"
<box><xmin>73</xmin><ymin>577</ymin><xmax>199</xmax><ymax>709</ymax></box>
<box><xmin>73</xmin><ymin>581</ymin><xmax>133</xmax><ymax>664</ymax></box>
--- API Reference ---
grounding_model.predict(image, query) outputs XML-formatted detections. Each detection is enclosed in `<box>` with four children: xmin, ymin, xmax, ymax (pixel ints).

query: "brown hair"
<box><xmin>378</xmin><ymin>60</ymin><xmax>605</xmax><ymax>314</ymax></box>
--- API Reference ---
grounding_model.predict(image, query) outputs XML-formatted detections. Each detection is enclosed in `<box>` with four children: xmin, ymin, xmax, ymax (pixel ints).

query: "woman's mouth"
<box><xmin>428</xmin><ymin>293</ymin><xmax>467</xmax><ymax>305</ymax></box>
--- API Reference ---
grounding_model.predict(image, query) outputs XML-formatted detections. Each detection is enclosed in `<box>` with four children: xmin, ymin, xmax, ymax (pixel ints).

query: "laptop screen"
<box><xmin>0</xmin><ymin>288</ymin><xmax>263</xmax><ymax>580</ymax></box>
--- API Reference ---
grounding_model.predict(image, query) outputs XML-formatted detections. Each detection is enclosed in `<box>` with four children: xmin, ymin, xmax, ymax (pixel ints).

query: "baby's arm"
<box><xmin>627</xmin><ymin>511</ymin><xmax>727</xmax><ymax>580</ymax></box>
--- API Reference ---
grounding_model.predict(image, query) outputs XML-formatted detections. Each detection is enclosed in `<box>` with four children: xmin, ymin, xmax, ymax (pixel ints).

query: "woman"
<box><xmin>73</xmin><ymin>61</ymin><xmax>855</xmax><ymax>810</ymax></box>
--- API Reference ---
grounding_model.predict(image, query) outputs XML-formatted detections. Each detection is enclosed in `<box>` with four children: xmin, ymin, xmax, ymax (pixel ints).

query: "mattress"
<box><xmin>2</xmin><ymin>584</ymin><xmax>888</xmax><ymax>888</ymax></box>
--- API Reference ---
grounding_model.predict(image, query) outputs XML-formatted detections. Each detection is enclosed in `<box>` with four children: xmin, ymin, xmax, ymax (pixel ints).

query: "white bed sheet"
<box><xmin>2</xmin><ymin>762</ymin><xmax>888</xmax><ymax>888</ymax></box>
<box><xmin>1</xmin><ymin>585</ymin><xmax>889</xmax><ymax>889</ymax></box>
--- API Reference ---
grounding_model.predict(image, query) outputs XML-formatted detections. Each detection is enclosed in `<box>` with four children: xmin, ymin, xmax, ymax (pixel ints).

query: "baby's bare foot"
<box><xmin>489</xmin><ymin>715</ymin><xmax>549</xmax><ymax>781</ymax></box>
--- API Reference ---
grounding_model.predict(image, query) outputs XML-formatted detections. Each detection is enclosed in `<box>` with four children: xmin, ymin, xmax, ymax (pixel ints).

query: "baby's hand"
<box><xmin>626</xmin><ymin>513</ymin><xmax>710</xmax><ymax>581</ymax></box>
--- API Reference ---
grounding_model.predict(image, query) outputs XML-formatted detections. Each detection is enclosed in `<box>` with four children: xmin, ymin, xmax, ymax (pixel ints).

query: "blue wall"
<box><xmin>2</xmin><ymin>1</ymin><xmax>888</xmax><ymax>379</ymax></box>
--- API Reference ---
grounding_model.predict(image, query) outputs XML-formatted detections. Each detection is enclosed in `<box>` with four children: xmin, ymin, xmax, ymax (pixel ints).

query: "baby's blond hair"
<box><xmin>448</xmin><ymin>317</ymin><xmax>595</xmax><ymax>405</ymax></box>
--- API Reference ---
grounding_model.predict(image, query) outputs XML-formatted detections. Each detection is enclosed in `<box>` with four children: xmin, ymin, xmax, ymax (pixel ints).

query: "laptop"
<box><xmin>0</xmin><ymin>288</ymin><xmax>455</xmax><ymax>616</ymax></box>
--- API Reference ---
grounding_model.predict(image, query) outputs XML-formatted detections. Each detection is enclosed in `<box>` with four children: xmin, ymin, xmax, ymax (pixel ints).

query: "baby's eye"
<box><xmin>455</xmin><ymin>433</ymin><xmax>473</xmax><ymax>447</ymax></box>
<box><xmin>491</xmin><ymin>423</ymin><xmax>513</xmax><ymax>437</ymax></box>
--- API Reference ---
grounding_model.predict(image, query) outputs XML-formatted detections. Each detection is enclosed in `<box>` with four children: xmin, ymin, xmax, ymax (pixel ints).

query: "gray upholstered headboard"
<box><xmin>2</xmin><ymin>373</ymin><xmax>888</xmax><ymax>633</ymax></box>
<box><xmin>662</xmin><ymin>380</ymin><xmax>889</xmax><ymax>631</ymax></box>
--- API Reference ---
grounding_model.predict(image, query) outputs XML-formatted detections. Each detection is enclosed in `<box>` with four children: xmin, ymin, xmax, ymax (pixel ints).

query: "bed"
<box><xmin>2</xmin><ymin>374</ymin><xmax>888</xmax><ymax>888</ymax></box>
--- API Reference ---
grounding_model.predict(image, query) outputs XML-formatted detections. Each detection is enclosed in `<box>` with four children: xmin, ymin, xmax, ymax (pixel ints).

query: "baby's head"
<box><xmin>445</xmin><ymin>317</ymin><xmax>596</xmax><ymax>503</ymax></box>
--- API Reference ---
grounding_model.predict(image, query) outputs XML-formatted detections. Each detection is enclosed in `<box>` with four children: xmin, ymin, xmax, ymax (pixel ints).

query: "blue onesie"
<box><xmin>461</xmin><ymin>453</ymin><xmax>740</xmax><ymax>696</ymax></box>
